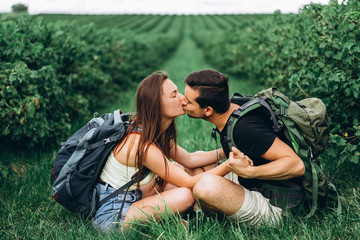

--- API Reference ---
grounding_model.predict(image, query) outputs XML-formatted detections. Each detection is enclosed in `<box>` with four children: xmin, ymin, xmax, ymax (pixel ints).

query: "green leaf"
<box><xmin>9</xmin><ymin>75</ymin><xmax>17</xmax><ymax>83</ymax></box>
<box><xmin>27</xmin><ymin>103</ymin><xmax>36</xmax><ymax>117</ymax></box>
<box><xmin>333</xmin><ymin>51</ymin><xmax>342</xmax><ymax>60</ymax></box>
<box><xmin>349</xmin><ymin>155</ymin><xmax>359</xmax><ymax>164</ymax></box>
<box><xmin>2</xmin><ymin>127</ymin><xmax>10</xmax><ymax>135</ymax></box>
<box><xmin>325</xmin><ymin>50</ymin><xmax>332</xmax><ymax>58</ymax></box>
<box><xmin>338</xmin><ymin>138</ymin><xmax>347</xmax><ymax>146</ymax></box>
<box><xmin>343</xmin><ymin>42</ymin><xmax>354</xmax><ymax>51</ymax></box>
<box><xmin>354</xmin><ymin>90</ymin><xmax>359</xmax><ymax>99</ymax></box>
<box><xmin>326</xmin><ymin>147</ymin><xmax>338</xmax><ymax>158</ymax></box>
<box><xmin>319</xmin><ymin>42</ymin><xmax>327</xmax><ymax>48</ymax></box>
<box><xmin>347</xmin><ymin>144</ymin><xmax>358</xmax><ymax>152</ymax></box>
<box><xmin>331</xmin><ymin>73</ymin><xmax>341</xmax><ymax>83</ymax></box>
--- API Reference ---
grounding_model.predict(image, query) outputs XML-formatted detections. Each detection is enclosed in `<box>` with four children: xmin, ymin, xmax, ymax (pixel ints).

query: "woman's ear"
<box><xmin>204</xmin><ymin>106</ymin><xmax>214</xmax><ymax>117</ymax></box>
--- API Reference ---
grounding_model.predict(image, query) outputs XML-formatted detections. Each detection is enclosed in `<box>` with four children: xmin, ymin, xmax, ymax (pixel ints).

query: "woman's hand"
<box><xmin>227</xmin><ymin>147</ymin><xmax>254</xmax><ymax>178</ymax></box>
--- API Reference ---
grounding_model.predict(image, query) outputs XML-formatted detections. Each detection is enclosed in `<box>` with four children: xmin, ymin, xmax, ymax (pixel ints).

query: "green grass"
<box><xmin>1</xmin><ymin>14</ymin><xmax>360</xmax><ymax>240</ymax></box>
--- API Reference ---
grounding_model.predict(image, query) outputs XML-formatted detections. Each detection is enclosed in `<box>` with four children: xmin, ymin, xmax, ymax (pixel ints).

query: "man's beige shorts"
<box><xmin>226</xmin><ymin>187</ymin><xmax>283</xmax><ymax>226</ymax></box>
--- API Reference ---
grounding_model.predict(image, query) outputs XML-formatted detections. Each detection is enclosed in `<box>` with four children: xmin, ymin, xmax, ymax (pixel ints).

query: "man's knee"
<box><xmin>193</xmin><ymin>174</ymin><xmax>223</xmax><ymax>200</ymax></box>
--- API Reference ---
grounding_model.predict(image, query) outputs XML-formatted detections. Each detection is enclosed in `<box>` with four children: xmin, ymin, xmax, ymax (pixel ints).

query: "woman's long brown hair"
<box><xmin>117</xmin><ymin>71</ymin><xmax>177</xmax><ymax>190</ymax></box>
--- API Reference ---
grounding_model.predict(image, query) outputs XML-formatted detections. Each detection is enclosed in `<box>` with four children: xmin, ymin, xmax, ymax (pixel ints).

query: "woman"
<box><xmin>92</xmin><ymin>71</ymin><xmax>228</xmax><ymax>232</ymax></box>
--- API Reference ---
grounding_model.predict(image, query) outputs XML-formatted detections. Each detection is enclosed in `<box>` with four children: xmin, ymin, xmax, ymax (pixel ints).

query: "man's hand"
<box><xmin>228</xmin><ymin>147</ymin><xmax>254</xmax><ymax>178</ymax></box>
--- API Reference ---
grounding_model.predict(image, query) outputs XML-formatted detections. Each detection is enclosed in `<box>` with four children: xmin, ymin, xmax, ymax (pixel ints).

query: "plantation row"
<box><xmin>36</xmin><ymin>13</ymin><xmax>268</xmax><ymax>33</ymax></box>
<box><xmin>191</xmin><ymin>1</ymin><xmax>360</xmax><ymax>167</ymax></box>
<box><xmin>0</xmin><ymin>15</ymin><xmax>184</xmax><ymax>148</ymax></box>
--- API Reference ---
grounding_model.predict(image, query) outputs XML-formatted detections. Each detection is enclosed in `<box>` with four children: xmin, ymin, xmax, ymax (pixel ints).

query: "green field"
<box><xmin>1</xmin><ymin>3</ymin><xmax>360</xmax><ymax>239</ymax></box>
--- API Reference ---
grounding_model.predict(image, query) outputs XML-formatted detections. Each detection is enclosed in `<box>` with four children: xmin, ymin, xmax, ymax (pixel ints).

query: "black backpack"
<box><xmin>51</xmin><ymin>110</ymin><xmax>150</xmax><ymax>218</ymax></box>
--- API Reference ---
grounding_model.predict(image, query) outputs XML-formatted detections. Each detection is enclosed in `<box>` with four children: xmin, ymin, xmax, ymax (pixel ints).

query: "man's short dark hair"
<box><xmin>184</xmin><ymin>69</ymin><xmax>230</xmax><ymax>113</ymax></box>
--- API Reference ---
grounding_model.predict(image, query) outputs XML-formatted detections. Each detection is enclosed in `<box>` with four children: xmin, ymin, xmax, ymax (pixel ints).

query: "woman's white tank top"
<box><xmin>100</xmin><ymin>151</ymin><xmax>155</xmax><ymax>190</ymax></box>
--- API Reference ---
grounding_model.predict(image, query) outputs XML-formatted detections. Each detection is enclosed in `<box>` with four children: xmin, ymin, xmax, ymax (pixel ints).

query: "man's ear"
<box><xmin>204</xmin><ymin>106</ymin><xmax>214</xmax><ymax>117</ymax></box>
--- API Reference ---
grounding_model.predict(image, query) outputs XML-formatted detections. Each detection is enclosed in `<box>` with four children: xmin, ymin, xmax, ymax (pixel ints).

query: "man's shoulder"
<box><xmin>220</xmin><ymin>107</ymin><xmax>266</xmax><ymax>135</ymax></box>
<box><xmin>230</xmin><ymin>107</ymin><xmax>276</xmax><ymax>146</ymax></box>
<box><xmin>232</xmin><ymin>108</ymin><xmax>269</xmax><ymax>130</ymax></box>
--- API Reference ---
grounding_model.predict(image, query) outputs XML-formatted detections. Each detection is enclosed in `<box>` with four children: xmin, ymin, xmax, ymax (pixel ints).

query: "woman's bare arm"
<box><xmin>170</xmin><ymin>143</ymin><xmax>225</xmax><ymax>169</ymax></box>
<box><xmin>144</xmin><ymin>144</ymin><xmax>229</xmax><ymax>189</ymax></box>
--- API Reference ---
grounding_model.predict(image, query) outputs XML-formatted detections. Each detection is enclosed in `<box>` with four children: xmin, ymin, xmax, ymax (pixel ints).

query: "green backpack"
<box><xmin>218</xmin><ymin>87</ymin><xmax>342</xmax><ymax>217</ymax></box>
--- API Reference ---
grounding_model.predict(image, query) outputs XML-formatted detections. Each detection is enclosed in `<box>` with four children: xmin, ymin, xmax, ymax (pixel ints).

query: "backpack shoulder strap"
<box><xmin>114</xmin><ymin>109</ymin><xmax>122</xmax><ymax>124</ymax></box>
<box><xmin>231</xmin><ymin>93</ymin><xmax>281</xmax><ymax>132</ymax></box>
<box><xmin>225</xmin><ymin>96</ymin><xmax>281</xmax><ymax>152</ymax></box>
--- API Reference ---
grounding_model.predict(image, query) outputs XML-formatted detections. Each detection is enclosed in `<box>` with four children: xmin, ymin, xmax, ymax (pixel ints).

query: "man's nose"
<box><xmin>179</xmin><ymin>94</ymin><xmax>188</xmax><ymax>106</ymax></box>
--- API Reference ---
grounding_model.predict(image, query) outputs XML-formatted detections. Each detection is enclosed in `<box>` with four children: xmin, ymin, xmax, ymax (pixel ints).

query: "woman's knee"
<box><xmin>176</xmin><ymin>187</ymin><xmax>195</xmax><ymax>207</ymax></box>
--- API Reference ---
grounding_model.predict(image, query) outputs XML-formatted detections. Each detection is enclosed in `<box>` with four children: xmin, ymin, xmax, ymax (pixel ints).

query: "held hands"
<box><xmin>228</xmin><ymin>147</ymin><xmax>254</xmax><ymax>178</ymax></box>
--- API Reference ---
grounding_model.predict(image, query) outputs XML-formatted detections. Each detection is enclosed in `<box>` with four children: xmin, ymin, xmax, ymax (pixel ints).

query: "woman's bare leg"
<box><xmin>123</xmin><ymin>187</ymin><xmax>194</xmax><ymax>227</ymax></box>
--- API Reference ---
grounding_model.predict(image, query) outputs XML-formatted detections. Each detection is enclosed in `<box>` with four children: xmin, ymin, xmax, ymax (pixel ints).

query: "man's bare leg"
<box><xmin>192</xmin><ymin>174</ymin><xmax>245</xmax><ymax>216</ymax></box>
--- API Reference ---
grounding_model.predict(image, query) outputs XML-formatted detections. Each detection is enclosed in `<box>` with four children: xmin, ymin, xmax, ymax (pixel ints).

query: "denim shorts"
<box><xmin>92</xmin><ymin>183</ymin><xmax>142</xmax><ymax>232</ymax></box>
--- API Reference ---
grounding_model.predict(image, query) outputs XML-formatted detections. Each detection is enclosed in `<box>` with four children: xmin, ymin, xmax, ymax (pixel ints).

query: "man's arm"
<box><xmin>228</xmin><ymin>137</ymin><xmax>305</xmax><ymax>180</ymax></box>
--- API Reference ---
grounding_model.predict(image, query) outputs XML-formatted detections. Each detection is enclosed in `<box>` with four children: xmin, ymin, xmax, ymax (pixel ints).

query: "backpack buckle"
<box><xmin>232</xmin><ymin>109</ymin><xmax>242</xmax><ymax>117</ymax></box>
<box><xmin>211</xmin><ymin>128</ymin><xmax>217</xmax><ymax>139</ymax></box>
<box><xmin>308</xmin><ymin>147</ymin><xmax>314</xmax><ymax>160</ymax></box>
<box><xmin>276</xmin><ymin>109</ymin><xmax>286</xmax><ymax>116</ymax></box>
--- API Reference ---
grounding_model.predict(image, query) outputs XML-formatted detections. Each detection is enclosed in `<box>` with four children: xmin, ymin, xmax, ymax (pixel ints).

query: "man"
<box><xmin>182</xmin><ymin>69</ymin><xmax>305</xmax><ymax>225</ymax></box>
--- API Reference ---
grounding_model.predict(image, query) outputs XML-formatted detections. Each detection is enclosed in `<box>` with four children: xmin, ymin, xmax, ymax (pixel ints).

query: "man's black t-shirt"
<box><xmin>220</xmin><ymin>109</ymin><xmax>276</xmax><ymax>161</ymax></box>
<box><xmin>219</xmin><ymin>107</ymin><xmax>299</xmax><ymax>189</ymax></box>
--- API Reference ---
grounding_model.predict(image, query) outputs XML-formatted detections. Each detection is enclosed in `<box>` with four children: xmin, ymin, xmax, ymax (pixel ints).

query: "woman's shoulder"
<box><xmin>115</xmin><ymin>133</ymin><xmax>162</xmax><ymax>157</ymax></box>
<box><xmin>113</xmin><ymin>133</ymin><xmax>142</xmax><ymax>165</ymax></box>
<box><xmin>115</xmin><ymin>132</ymin><xmax>140</xmax><ymax>149</ymax></box>
<box><xmin>148</xmin><ymin>143</ymin><xmax>163</xmax><ymax>152</ymax></box>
